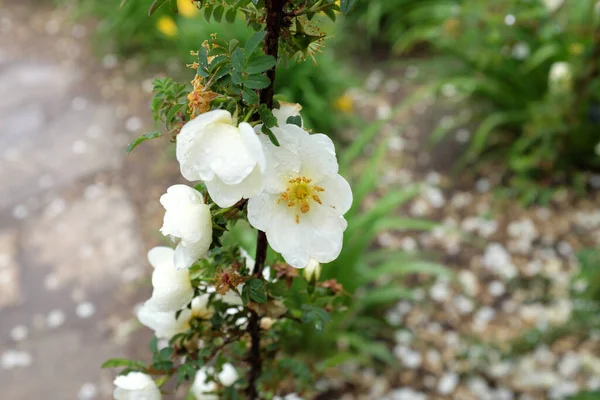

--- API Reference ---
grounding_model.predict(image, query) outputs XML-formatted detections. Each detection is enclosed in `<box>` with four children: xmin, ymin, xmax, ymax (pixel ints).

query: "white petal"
<box><xmin>137</xmin><ymin>304</ymin><xmax>191</xmax><ymax>339</ymax></box>
<box><xmin>173</xmin><ymin>234</ymin><xmax>212</xmax><ymax>270</ymax></box>
<box><xmin>272</xmin><ymin>101</ymin><xmax>303</xmax><ymax>127</ymax></box>
<box><xmin>258</xmin><ymin>125</ymin><xmax>302</xmax><ymax>193</ymax></box>
<box><xmin>177</xmin><ymin>110</ymin><xmax>233</xmax><ymax>181</ymax></box>
<box><xmin>319</xmin><ymin>174</ymin><xmax>353</xmax><ymax>215</ymax></box>
<box><xmin>239</xmin><ymin>122</ymin><xmax>266</xmax><ymax>172</ymax></box>
<box><xmin>192</xmin><ymin>368</ymin><xmax>218</xmax><ymax>400</ymax></box>
<box><xmin>247</xmin><ymin>192</ymin><xmax>277</xmax><ymax>232</ymax></box>
<box><xmin>160</xmin><ymin>185</ymin><xmax>212</xmax><ymax>244</ymax></box>
<box><xmin>205</xmin><ymin>164</ymin><xmax>264</xmax><ymax>208</ymax></box>
<box><xmin>113</xmin><ymin>372</ymin><xmax>161</xmax><ymax>400</ymax></box>
<box><xmin>145</xmin><ymin>247</ymin><xmax>194</xmax><ymax>312</ymax></box>
<box><xmin>298</xmin><ymin>132</ymin><xmax>338</xmax><ymax>180</ymax></box>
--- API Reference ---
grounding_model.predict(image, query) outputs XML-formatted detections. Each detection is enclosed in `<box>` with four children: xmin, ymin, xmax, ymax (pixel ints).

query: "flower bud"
<box><xmin>548</xmin><ymin>62</ymin><xmax>572</xmax><ymax>94</ymax></box>
<box><xmin>303</xmin><ymin>259</ymin><xmax>322</xmax><ymax>282</ymax></box>
<box><xmin>260</xmin><ymin>317</ymin><xmax>274</xmax><ymax>330</ymax></box>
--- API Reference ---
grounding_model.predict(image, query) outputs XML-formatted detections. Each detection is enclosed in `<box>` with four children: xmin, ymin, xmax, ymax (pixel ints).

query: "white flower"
<box><xmin>303</xmin><ymin>259</ymin><xmax>321</xmax><ymax>281</ymax></box>
<box><xmin>144</xmin><ymin>247</ymin><xmax>194</xmax><ymax>312</ymax></box>
<box><xmin>248</xmin><ymin>123</ymin><xmax>352</xmax><ymax>268</ymax></box>
<box><xmin>191</xmin><ymin>364</ymin><xmax>237</xmax><ymax>400</ymax></box>
<box><xmin>549</xmin><ymin>62</ymin><xmax>572</xmax><ymax>94</ymax></box>
<box><xmin>113</xmin><ymin>372</ymin><xmax>161</xmax><ymax>400</ymax></box>
<box><xmin>272</xmin><ymin>102</ymin><xmax>303</xmax><ymax>127</ymax></box>
<box><xmin>191</xmin><ymin>294</ymin><xmax>214</xmax><ymax>319</ymax></box>
<box><xmin>217</xmin><ymin>363</ymin><xmax>239</xmax><ymax>386</ymax></box>
<box><xmin>176</xmin><ymin>110</ymin><xmax>265</xmax><ymax>207</ymax></box>
<box><xmin>137</xmin><ymin>303</ymin><xmax>191</xmax><ymax>339</ymax></box>
<box><xmin>160</xmin><ymin>185</ymin><xmax>212</xmax><ymax>270</ymax></box>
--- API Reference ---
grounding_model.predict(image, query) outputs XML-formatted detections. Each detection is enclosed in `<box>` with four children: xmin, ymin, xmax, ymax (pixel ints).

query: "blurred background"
<box><xmin>1</xmin><ymin>0</ymin><xmax>600</xmax><ymax>398</ymax></box>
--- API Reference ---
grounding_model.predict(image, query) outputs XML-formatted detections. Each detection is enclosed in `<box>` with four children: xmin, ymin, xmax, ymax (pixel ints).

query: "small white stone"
<box><xmin>476</xmin><ymin>178</ymin><xmax>491</xmax><ymax>192</ymax></box>
<box><xmin>38</xmin><ymin>174</ymin><xmax>54</xmax><ymax>189</ymax></box>
<box><xmin>558</xmin><ymin>352</ymin><xmax>581</xmax><ymax>378</ymax></box>
<box><xmin>458</xmin><ymin>270</ymin><xmax>480</xmax><ymax>297</ymax></box>
<box><xmin>454</xmin><ymin>295</ymin><xmax>474</xmax><ymax>314</ymax></box>
<box><xmin>425</xmin><ymin>187</ymin><xmax>445</xmax><ymax>208</ymax></box>
<box><xmin>455</xmin><ymin>128</ymin><xmax>470</xmax><ymax>143</ymax></box>
<box><xmin>388</xmin><ymin>136</ymin><xmax>405</xmax><ymax>152</ymax></box>
<box><xmin>78</xmin><ymin>383</ymin><xmax>98</xmax><ymax>400</ymax></box>
<box><xmin>438</xmin><ymin>372</ymin><xmax>459</xmax><ymax>395</ymax></box>
<box><xmin>46</xmin><ymin>310</ymin><xmax>66</xmax><ymax>328</ymax></box>
<box><xmin>76</xmin><ymin>302</ymin><xmax>96</xmax><ymax>319</ymax></box>
<box><xmin>394</xmin><ymin>346</ymin><xmax>422</xmax><ymax>369</ymax></box>
<box><xmin>44</xmin><ymin>273</ymin><xmax>60</xmax><ymax>291</ymax></box>
<box><xmin>10</xmin><ymin>325</ymin><xmax>28</xmax><ymax>342</ymax></box>
<box><xmin>86</xmin><ymin>125</ymin><xmax>103</xmax><ymax>139</ymax></box>
<box><xmin>429</xmin><ymin>279</ymin><xmax>451</xmax><ymax>302</ymax></box>
<box><xmin>102</xmin><ymin>54</ymin><xmax>118</xmax><ymax>69</ymax></box>
<box><xmin>405</xmin><ymin>65</ymin><xmax>419</xmax><ymax>79</ymax></box>
<box><xmin>400</xmin><ymin>237</ymin><xmax>417</xmax><ymax>252</ymax></box>
<box><xmin>1</xmin><ymin>350</ymin><xmax>32</xmax><ymax>369</ymax></box>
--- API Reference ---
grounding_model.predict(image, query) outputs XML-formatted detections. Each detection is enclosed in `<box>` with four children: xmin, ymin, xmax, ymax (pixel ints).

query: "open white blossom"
<box><xmin>176</xmin><ymin>110</ymin><xmax>265</xmax><ymax>207</ymax></box>
<box><xmin>248</xmin><ymin>123</ymin><xmax>352</xmax><ymax>268</ymax></box>
<box><xmin>272</xmin><ymin>102</ymin><xmax>303</xmax><ymax>127</ymax></box>
<box><xmin>218</xmin><ymin>363</ymin><xmax>239</xmax><ymax>386</ymax></box>
<box><xmin>144</xmin><ymin>246</ymin><xmax>194</xmax><ymax>312</ymax></box>
<box><xmin>160</xmin><ymin>185</ymin><xmax>212</xmax><ymax>270</ymax></box>
<box><xmin>113</xmin><ymin>372</ymin><xmax>161</xmax><ymax>400</ymax></box>
<box><xmin>137</xmin><ymin>303</ymin><xmax>192</xmax><ymax>339</ymax></box>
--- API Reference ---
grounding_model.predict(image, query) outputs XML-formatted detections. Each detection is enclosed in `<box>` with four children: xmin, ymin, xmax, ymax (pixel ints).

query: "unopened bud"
<box><xmin>303</xmin><ymin>259</ymin><xmax>321</xmax><ymax>282</ymax></box>
<box><xmin>260</xmin><ymin>317</ymin><xmax>274</xmax><ymax>330</ymax></box>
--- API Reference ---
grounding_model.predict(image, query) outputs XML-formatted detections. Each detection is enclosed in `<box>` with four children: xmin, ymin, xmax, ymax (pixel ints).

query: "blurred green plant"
<box><xmin>63</xmin><ymin>0</ymin><xmax>354</xmax><ymax>135</ymax></box>
<box><xmin>399</xmin><ymin>0</ymin><xmax>600</xmax><ymax>200</ymax></box>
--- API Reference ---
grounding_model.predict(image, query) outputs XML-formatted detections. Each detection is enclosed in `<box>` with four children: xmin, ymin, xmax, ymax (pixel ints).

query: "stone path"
<box><xmin>0</xmin><ymin>3</ymin><xmax>155</xmax><ymax>399</ymax></box>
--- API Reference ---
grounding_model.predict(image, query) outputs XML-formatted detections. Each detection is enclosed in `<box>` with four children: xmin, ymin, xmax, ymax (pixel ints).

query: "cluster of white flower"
<box><xmin>169</xmin><ymin>102</ymin><xmax>352</xmax><ymax>269</ymax></box>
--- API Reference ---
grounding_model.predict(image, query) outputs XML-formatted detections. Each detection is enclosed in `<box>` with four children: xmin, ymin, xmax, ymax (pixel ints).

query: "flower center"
<box><xmin>278</xmin><ymin>177</ymin><xmax>325</xmax><ymax>223</ymax></box>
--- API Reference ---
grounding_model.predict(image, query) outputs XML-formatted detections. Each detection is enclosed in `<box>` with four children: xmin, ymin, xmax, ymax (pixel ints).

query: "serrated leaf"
<box><xmin>244</xmin><ymin>74</ymin><xmax>270</xmax><ymax>89</ymax></box>
<box><xmin>101</xmin><ymin>358</ymin><xmax>146</xmax><ymax>369</ymax></box>
<box><xmin>225</xmin><ymin>7</ymin><xmax>236</xmax><ymax>23</ymax></box>
<box><xmin>213</xmin><ymin>5</ymin><xmax>224</xmax><ymax>21</ymax></box>
<box><xmin>126</xmin><ymin>132</ymin><xmax>161</xmax><ymax>154</ymax></box>
<box><xmin>242</xmin><ymin>88</ymin><xmax>259</xmax><ymax>105</ymax></box>
<box><xmin>148</xmin><ymin>0</ymin><xmax>169</xmax><ymax>15</ymax></box>
<box><xmin>258</xmin><ymin>104</ymin><xmax>277</xmax><ymax>128</ymax></box>
<box><xmin>246</xmin><ymin>55</ymin><xmax>276</xmax><ymax>74</ymax></box>
<box><xmin>231</xmin><ymin>47</ymin><xmax>245</xmax><ymax>72</ymax></box>
<box><xmin>286</xmin><ymin>115</ymin><xmax>302</xmax><ymax>127</ymax></box>
<box><xmin>245</xmin><ymin>31</ymin><xmax>266</xmax><ymax>55</ymax></box>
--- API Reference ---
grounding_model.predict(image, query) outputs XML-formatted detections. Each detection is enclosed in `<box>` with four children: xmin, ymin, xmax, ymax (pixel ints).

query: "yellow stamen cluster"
<box><xmin>278</xmin><ymin>177</ymin><xmax>325</xmax><ymax>224</ymax></box>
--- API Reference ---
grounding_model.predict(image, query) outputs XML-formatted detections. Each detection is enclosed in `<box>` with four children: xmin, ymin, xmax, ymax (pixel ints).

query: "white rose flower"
<box><xmin>303</xmin><ymin>259</ymin><xmax>321</xmax><ymax>281</ymax></box>
<box><xmin>248</xmin><ymin>123</ymin><xmax>352</xmax><ymax>268</ymax></box>
<box><xmin>113</xmin><ymin>372</ymin><xmax>161</xmax><ymax>400</ymax></box>
<box><xmin>272</xmin><ymin>101</ymin><xmax>303</xmax><ymax>127</ymax></box>
<box><xmin>137</xmin><ymin>303</ymin><xmax>192</xmax><ymax>339</ymax></box>
<box><xmin>144</xmin><ymin>246</ymin><xmax>194</xmax><ymax>312</ymax></box>
<box><xmin>160</xmin><ymin>185</ymin><xmax>213</xmax><ymax>270</ymax></box>
<box><xmin>176</xmin><ymin>110</ymin><xmax>265</xmax><ymax>208</ymax></box>
<box><xmin>191</xmin><ymin>294</ymin><xmax>215</xmax><ymax>319</ymax></box>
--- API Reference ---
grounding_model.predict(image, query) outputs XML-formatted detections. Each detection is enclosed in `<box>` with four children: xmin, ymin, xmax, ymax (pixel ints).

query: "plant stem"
<box><xmin>246</xmin><ymin>0</ymin><xmax>285</xmax><ymax>398</ymax></box>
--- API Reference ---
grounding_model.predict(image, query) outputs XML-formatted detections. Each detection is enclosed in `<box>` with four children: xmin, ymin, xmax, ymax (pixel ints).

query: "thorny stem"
<box><xmin>246</xmin><ymin>1</ymin><xmax>286</xmax><ymax>398</ymax></box>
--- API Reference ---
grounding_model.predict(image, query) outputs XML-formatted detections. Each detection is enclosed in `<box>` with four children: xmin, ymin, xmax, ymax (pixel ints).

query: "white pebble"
<box><xmin>1</xmin><ymin>350</ymin><xmax>32</xmax><ymax>369</ymax></box>
<box><xmin>125</xmin><ymin>116</ymin><xmax>143</xmax><ymax>132</ymax></box>
<box><xmin>12</xmin><ymin>204</ymin><xmax>29</xmax><ymax>220</ymax></box>
<box><xmin>438</xmin><ymin>372</ymin><xmax>459</xmax><ymax>395</ymax></box>
<box><xmin>76</xmin><ymin>302</ymin><xmax>96</xmax><ymax>319</ymax></box>
<box><xmin>488</xmin><ymin>281</ymin><xmax>506</xmax><ymax>297</ymax></box>
<box><xmin>46</xmin><ymin>310</ymin><xmax>66</xmax><ymax>328</ymax></box>
<box><xmin>10</xmin><ymin>325</ymin><xmax>28</xmax><ymax>342</ymax></box>
<box><xmin>71</xmin><ymin>97</ymin><xmax>87</xmax><ymax>111</ymax></box>
<box><xmin>78</xmin><ymin>383</ymin><xmax>98</xmax><ymax>400</ymax></box>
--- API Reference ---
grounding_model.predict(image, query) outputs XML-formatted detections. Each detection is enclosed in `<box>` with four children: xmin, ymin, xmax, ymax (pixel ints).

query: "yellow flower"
<box><xmin>157</xmin><ymin>16</ymin><xmax>177</xmax><ymax>37</ymax></box>
<box><xmin>334</xmin><ymin>93</ymin><xmax>354</xmax><ymax>113</ymax></box>
<box><xmin>177</xmin><ymin>0</ymin><xmax>199</xmax><ymax>18</ymax></box>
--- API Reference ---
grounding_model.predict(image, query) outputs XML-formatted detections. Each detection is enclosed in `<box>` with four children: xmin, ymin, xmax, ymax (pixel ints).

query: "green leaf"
<box><xmin>213</xmin><ymin>5</ymin><xmax>224</xmax><ymax>22</ymax></box>
<box><xmin>244</xmin><ymin>74</ymin><xmax>270</xmax><ymax>89</ymax></box>
<box><xmin>101</xmin><ymin>358</ymin><xmax>146</xmax><ymax>369</ymax></box>
<box><xmin>359</xmin><ymin>286</ymin><xmax>414</xmax><ymax>307</ymax></box>
<box><xmin>261</xmin><ymin>125</ymin><xmax>280</xmax><ymax>146</ymax></box>
<box><xmin>203</xmin><ymin>5</ymin><xmax>213</xmax><ymax>22</ymax></box>
<box><xmin>364</xmin><ymin>260</ymin><xmax>450</xmax><ymax>280</ymax></box>
<box><xmin>126</xmin><ymin>132</ymin><xmax>161</xmax><ymax>154</ymax></box>
<box><xmin>286</xmin><ymin>115</ymin><xmax>302</xmax><ymax>127</ymax></box>
<box><xmin>225</xmin><ymin>8</ymin><xmax>237</xmax><ymax>23</ymax></box>
<box><xmin>245</xmin><ymin>31</ymin><xmax>267</xmax><ymax>55</ymax></box>
<box><xmin>120</xmin><ymin>0</ymin><xmax>130</xmax><ymax>8</ymax></box>
<box><xmin>340</xmin><ymin>0</ymin><xmax>357</xmax><ymax>14</ymax></box>
<box><xmin>231</xmin><ymin>48</ymin><xmax>245</xmax><ymax>72</ymax></box>
<box><xmin>245</xmin><ymin>279</ymin><xmax>267</xmax><ymax>303</ymax></box>
<box><xmin>301</xmin><ymin>305</ymin><xmax>331</xmax><ymax>333</ymax></box>
<box><xmin>242</xmin><ymin>87</ymin><xmax>259</xmax><ymax>105</ymax></box>
<box><xmin>158</xmin><ymin>347</ymin><xmax>173</xmax><ymax>360</ymax></box>
<box><xmin>198</xmin><ymin>46</ymin><xmax>209</xmax><ymax>68</ymax></box>
<box><xmin>169</xmin><ymin>0</ymin><xmax>178</xmax><ymax>13</ymax></box>
<box><xmin>166</xmin><ymin>103</ymin><xmax>186</xmax><ymax>125</ymax></box>
<box><xmin>341</xmin><ymin>333</ymin><xmax>396</xmax><ymax>364</ymax></box>
<box><xmin>323</xmin><ymin>7</ymin><xmax>336</xmax><ymax>21</ymax></box>
<box><xmin>228</xmin><ymin>38</ymin><xmax>240</xmax><ymax>53</ymax></box>
<box><xmin>148</xmin><ymin>0</ymin><xmax>169</xmax><ymax>15</ymax></box>
<box><xmin>246</xmin><ymin>55</ymin><xmax>277</xmax><ymax>74</ymax></box>
<box><xmin>149</xmin><ymin>336</ymin><xmax>159</xmax><ymax>353</ymax></box>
